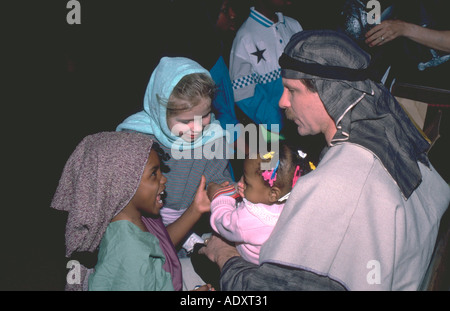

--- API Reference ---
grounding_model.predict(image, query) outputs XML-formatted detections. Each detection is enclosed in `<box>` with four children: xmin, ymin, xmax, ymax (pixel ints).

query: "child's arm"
<box><xmin>210</xmin><ymin>194</ymin><xmax>247</xmax><ymax>243</ymax></box>
<box><xmin>207</xmin><ymin>181</ymin><xmax>230</xmax><ymax>201</ymax></box>
<box><xmin>166</xmin><ymin>175</ymin><xmax>210</xmax><ymax>247</ymax></box>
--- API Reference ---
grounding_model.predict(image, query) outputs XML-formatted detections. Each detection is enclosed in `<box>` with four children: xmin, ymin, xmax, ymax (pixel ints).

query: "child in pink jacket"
<box><xmin>207</xmin><ymin>142</ymin><xmax>315</xmax><ymax>264</ymax></box>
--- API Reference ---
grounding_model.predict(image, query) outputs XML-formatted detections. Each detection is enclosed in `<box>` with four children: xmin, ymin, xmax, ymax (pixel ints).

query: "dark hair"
<box><xmin>259</xmin><ymin>141</ymin><xmax>314</xmax><ymax>192</ymax></box>
<box><xmin>300</xmin><ymin>78</ymin><xmax>318</xmax><ymax>93</ymax></box>
<box><xmin>152</xmin><ymin>141</ymin><xmax>170</xmax><ymax>173</ymax></box>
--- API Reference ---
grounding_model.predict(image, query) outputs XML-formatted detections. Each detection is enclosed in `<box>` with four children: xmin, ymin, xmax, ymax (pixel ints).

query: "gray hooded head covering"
<box><xmin>279</xmin><ymin>30</ymin><xmax>430</xmax><ymax>199</ymax></box>
<box><xmin>51</xmin><ymin>131</ymin><xmax>184</xmax><ymax>291</ymax></box>
<box><xmin>51</xmin><ymin>132</ymin><xmax>154</xmax><ymax>257</ymax></box>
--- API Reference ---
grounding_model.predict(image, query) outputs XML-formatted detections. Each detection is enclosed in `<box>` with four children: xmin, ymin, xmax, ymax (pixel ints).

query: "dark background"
<box><xmin>4</xmin><ymin>0</ymin><xmax>447</xmax><ymax>291</ymax></box>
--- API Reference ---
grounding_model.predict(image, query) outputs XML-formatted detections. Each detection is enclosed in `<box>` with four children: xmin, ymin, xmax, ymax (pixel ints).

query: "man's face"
<box><xmin>279</xmin><ymin>78</ymin><xmax>334</xmax><ymax>139</ymax></box>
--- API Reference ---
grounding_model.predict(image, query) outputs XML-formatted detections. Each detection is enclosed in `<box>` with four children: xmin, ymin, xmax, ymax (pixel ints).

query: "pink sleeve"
<box><xmin>210</xmin><ymin>196</ymin><xmax>248</xmax><ymax>243</ymax></box>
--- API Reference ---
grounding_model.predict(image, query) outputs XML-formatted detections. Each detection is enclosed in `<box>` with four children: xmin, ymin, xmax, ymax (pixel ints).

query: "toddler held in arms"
<box><xmin>207</xmin><ymin>141</ymin><xmax>316</xmax><ymax>264</ymax></box>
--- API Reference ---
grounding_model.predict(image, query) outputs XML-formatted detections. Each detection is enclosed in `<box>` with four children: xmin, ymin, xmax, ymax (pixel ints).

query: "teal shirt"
<box><xmin>88</xmin><ymin>220</ymin><xmax>174</xmax><ymax>291</ymax></box>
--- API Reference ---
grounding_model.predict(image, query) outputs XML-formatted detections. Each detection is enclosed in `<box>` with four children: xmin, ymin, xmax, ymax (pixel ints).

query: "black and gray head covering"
<box><xmin>279</xmin><ymin>30</ymin><xmax>430</xmax><ymax>199</ymax></box>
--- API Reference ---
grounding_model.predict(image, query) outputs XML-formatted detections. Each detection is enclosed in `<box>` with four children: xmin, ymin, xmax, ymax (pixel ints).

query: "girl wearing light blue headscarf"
<box><xmin>117</xmin><ymin>57</ymin><xmax>233</xmax><ymax>250</ymax></box>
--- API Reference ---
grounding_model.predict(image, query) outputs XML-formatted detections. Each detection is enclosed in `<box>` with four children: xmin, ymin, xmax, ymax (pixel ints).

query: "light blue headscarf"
<box><xmin>116</xmin><ymin>57</ymin><xmax>226</xmax><ymax>150</ymax></box>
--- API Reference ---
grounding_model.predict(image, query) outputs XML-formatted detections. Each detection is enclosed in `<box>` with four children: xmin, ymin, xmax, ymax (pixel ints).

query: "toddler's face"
<box><xmin>240</xmin><ymin>157</ymin><xmax>272</xmax><ymax>205</ymax></box>
<box><xmin>166</xmin><ymin>97</ymin><xmax>212</xmax><ymax>143</ymax></box>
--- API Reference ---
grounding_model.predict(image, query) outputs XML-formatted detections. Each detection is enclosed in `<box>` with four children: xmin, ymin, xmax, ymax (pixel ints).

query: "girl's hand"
<box><xmin>166</xmin><ymin>175</ymin><xmax>212</xmax><ymax>247</ymax></box>
<box><xmin>192</xmin><ymin>175</ymin><xmax>211</xmax><ymax>214</ymax></box>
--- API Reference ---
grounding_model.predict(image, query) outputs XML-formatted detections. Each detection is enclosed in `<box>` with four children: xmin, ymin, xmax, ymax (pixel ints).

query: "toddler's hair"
<box><xmin>166</xmin><ymin>73</ymin><xmax>217</xmax><ymax>117</ymax></box>
<box><xmin>259</xmin><ymin>141</ymin><xmax>313</xmax><ymax>192</ymax></box>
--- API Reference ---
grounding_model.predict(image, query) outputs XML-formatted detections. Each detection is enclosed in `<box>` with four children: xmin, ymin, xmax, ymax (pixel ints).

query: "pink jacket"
<box><xmin>210</xmin><ymin>196</ymin><xmax>284</xmax><ymax>264</ymax></box>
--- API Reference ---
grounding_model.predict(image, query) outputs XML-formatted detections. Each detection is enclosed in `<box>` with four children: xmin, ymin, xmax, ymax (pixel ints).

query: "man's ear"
<box><xmin>268</xmin><ymin>186</ymin><xmax>282</xmax><ymax>203</ymax></box>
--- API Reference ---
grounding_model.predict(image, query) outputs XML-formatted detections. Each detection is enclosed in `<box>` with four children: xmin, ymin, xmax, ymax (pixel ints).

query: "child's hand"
<box><xmin>237</xmin><ymin>176</ymin><xmax>245</xmax><ymax>198</ymax></box>
<box><xmin>192</xmin><ymin>175</ymin><xmax>211</xmax><ymax>214</ymax></box>
<box><xmin>207</xmin><ymin>181</ymin><xmax>230</xmax><ymax>201</ymax></box>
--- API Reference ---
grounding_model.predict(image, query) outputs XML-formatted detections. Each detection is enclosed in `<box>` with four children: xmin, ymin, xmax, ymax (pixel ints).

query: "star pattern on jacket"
<box><xmin>251</xmin><ymin>45</ymin><xmax>266</xmax><ymax>63</ymax></box>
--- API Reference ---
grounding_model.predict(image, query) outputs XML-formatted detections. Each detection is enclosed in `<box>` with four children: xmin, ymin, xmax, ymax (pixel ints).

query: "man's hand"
<box><xmin>198</xmin><ymin>234</ymin><xmax>240</xmax><ymax>271</ymax></box>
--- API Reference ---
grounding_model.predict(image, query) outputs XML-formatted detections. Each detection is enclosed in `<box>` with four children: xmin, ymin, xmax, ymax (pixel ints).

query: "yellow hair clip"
<box><xmin>309</xmin><ymin>161</ymin><xmax>316</xmax><ymax>170</ymax></box>
<box><xmin>262</xmin><ymin>151</ymin><xmax>275</xmax><ymax>160</ymax></box>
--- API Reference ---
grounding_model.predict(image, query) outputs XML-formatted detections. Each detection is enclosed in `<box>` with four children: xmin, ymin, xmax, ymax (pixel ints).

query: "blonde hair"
<box><xmin>166</xmin><ymin>73</ymin><xmax>217</xmax><ymax>117</ymax></box>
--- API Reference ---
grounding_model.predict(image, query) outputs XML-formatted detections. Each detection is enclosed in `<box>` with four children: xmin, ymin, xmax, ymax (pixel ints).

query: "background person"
<box><xmin>229</xmin><ymin>0</ymin><xmax>303</xmax><ymax>134</ymax></box>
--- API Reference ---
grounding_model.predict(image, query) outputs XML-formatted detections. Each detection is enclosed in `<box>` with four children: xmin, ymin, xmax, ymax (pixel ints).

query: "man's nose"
<box><xmin>279</xmin><ymin>88</ymin><xmax>289</xmax><ymax>109</ymax></box>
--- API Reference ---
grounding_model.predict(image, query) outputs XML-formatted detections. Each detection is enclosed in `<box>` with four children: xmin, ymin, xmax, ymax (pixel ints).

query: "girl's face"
<box><xmin>166</xmin><ymin>97</ymin><xmax>212</xmax><ymax>143</ymax></box>
<box><xmin>240</xmin><ymin>157</ymin><xmax>272</xmax><ymax>205</ymax></box>
<box><xmin>130</xmin><ymin>149</ymin><xmax>167</xmax><ymax>216</ymax></box>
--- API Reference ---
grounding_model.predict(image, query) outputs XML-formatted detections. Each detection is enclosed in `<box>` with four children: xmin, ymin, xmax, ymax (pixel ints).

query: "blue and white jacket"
<box><xmin>229</xmin><ymin>7</ymin><xmax>302</xmax><ymax>131</ymax></box>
